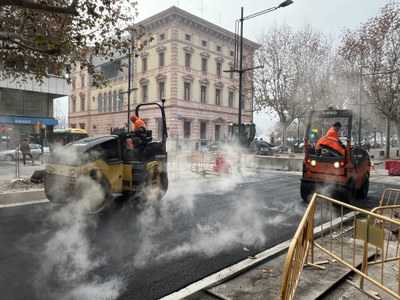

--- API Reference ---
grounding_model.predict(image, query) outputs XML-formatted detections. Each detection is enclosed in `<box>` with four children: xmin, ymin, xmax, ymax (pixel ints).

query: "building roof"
<box><xmin>137</xmin><ymin>6</ymin><xmax>261</xmax><ymax>50</ymax></box>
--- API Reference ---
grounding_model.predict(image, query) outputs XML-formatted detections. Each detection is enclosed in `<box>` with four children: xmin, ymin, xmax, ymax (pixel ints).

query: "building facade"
<box><xmin>68</xmin><ymin>6</ymin><xmax>259</xmax><ymax>150</ymax></box>
<box><xmin>0</xmin><ymin>76</ymin><xmax>69</xmax><ymax>149</ymax></box>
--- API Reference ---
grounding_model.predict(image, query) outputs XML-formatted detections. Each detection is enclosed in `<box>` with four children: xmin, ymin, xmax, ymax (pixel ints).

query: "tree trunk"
<box><xmin>282</xmin><ymin>123</ymin><xmax>287</xmax><ymax>149</ymax></box>
<box><xmin>385</xmin><ymin>116</ymin><xmax>391</xmax><ymax>159</ymax></box>
<box><xmin>281</xmin><ymin>121</ymin><xmax>292</xmax><ymax>151</ymax></box>
<box><xmin>394</xmin><ymin>119</ymin><xmax>400</xmax><ymax>157</ymax></box>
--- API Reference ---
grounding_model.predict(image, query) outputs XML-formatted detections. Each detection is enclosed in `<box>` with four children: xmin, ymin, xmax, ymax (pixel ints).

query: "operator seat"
<box><xmin>316</xmin><ymin>144</ymin><xmax>343</xmax><ymax>157</ymax></box>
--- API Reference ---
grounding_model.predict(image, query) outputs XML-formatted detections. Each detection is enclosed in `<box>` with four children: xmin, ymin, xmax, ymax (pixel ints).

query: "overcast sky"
<box><xmin>136</xmin><ymin>0</ymin><xmax>392</xmax><ymax>136</ymax></box>
<box><xmin>136</xmin><ymin>0</ymin><xmax>391</xmax><ymax>41</ymax></box>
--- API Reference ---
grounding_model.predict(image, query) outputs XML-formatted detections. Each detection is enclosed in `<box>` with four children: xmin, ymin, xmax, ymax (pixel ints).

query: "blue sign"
<box><xmin>177</xmin><ymin>114</ymin><xmax>182</xmax><ymax>120</ymax></box>
<box><xmin>0</xmin><ymin>116</ymin><xmax>58</xmax><ymax>126</ymax></box>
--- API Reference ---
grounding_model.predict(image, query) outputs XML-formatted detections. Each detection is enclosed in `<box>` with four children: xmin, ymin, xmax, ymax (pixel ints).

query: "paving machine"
<box><xmin>300</xmin><ymin>108</ymin><xmax>371</xmax><ymax>202</ymax></box>
<box><xmin>44</xmin><ymin>100</ymin><xmax>168</xmax><ymax>213</ymax></box>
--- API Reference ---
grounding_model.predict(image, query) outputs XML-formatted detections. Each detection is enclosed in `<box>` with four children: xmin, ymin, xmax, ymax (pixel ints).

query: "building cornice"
<box><xmin>183</xmin><ymin>46</ymin><xmax>195</xmax><ymax>54</ymax></box>
<box><xmin>200</xmin><ymin>52</ymin><xmax>210</xmax><ymax>58</ymax></box>
<box><xmin>182</xmin><ymin>74</ymin><xmax>195</xmax><ymax>82</ymax></box>
<box><xmin>155</xmin><ymin>74</ymin><xmax>167</xmax><ymax>81</ymax></box>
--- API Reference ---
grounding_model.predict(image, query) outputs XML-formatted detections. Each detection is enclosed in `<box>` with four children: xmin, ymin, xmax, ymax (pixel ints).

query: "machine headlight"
<box><xmin>47</xmin><ymin>166</ymin><xmax>54</xmax><ymax>173</ymax></box>
<box><xmin>68</xmin><ymin>168</ymin><xmax>76</xmax><ymax>176</ymax></box>
<box><xmin>310</xmin><ymin>160</ymin><xmax>317</xmax><ymax>167</ymax></box>
<box><xmin>333</xmin><ymin>162</ymin><xmax>340</xmax><ymax>169</ymax></box>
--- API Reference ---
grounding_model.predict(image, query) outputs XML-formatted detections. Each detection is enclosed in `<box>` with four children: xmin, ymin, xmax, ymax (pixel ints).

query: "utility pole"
<box><xmin>127</xmin><ymin>47</ymin><xmax>132</xmax><ymax>132</ymax></box>
<box><xmin>358</xmin><ymin>52</ymin><xmax>363</xmax><ymax>146</ymax></box>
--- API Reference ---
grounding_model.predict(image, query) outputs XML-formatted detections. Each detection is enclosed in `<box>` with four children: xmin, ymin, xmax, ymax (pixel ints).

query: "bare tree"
<box><xmin>253</xmin><ymin>24</ymin><xmax>335</xmax><ymax>148</ymax></box>
<box><xmin>339</xmin><ymin>1</ymin><xmax>400</xmax><ymax>157</ymax></box>
<box><xmin>0</xmin><ymin>0</ymin><xmax>141</xmax><ymax>87</ymax></box>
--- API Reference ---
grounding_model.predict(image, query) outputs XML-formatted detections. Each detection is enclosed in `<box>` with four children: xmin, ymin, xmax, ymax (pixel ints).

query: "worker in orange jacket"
<box><xmin>130</xmin><ymin>114</ymin><xmax>146</xmax><ymax>131</ymax></box>
<box><xmin>316</xmin><ymin>122</ymin><xmax>345</xmax><ymax>156</ymax></box>
<box><xmin>127</xmin><ymin>114</ymin><xmax>147</xmax><ymax>150</ymax></box>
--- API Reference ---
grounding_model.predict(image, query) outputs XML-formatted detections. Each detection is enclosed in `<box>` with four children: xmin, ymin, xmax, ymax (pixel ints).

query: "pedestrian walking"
<box><xmin>20</xmin><ymin>139</ymin><xmax>34</xmax><ymax>166</ymax></box>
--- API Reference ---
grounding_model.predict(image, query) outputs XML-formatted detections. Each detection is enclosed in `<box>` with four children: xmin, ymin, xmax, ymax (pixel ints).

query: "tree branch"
<box><xmin>17</xmin><ymin>11</ymin><xmax>28</xmax><ymax>34</ymax></box>
<box><xmin>0</xmin><ymin>0</ymin><xmax>79</xmax><ymax>15</ymax></box>
<box><xmin>0</xmin><ymin>32</ymin><xmax>60</xmax><ymax>54</ymax></box>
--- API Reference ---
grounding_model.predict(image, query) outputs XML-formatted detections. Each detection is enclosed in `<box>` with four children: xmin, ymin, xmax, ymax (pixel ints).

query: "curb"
<box><xmin>0</xmin><ymin>189</ymin><xmax>46</xmax><ymax>206</ymax></box>
<box><xmin>0</xmin><ymin>175</ymin><xmax>203</xmax><ymax>206</ymax></box>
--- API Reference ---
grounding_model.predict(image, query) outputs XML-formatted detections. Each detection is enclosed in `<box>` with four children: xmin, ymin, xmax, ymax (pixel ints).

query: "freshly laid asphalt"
<box><xmin>0</xmin><ymin>148</ymin><xmax>399</xmax><ymax>299</ymax></box>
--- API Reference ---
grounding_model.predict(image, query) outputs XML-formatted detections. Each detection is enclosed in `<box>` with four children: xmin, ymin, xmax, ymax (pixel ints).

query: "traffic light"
<box><xmin>34</xmin><ymin>121</ymin><xmax>40</xmax><ymax>134</ymax></box>
<box><xmin>310</xmin><ymin>129</ymin><xmax>318</xmax><ymax>139</ymax></box>
<box><xmin>1</xmin><ymin>124</ymin><xmax>5</xmax><ymax>133</ymax></box>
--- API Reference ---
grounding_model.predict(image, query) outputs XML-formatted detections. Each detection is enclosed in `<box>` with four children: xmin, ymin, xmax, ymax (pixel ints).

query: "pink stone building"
<box><xmin>68</xmin><ymin>6</ymin><xmax>259</xmax><ymax>150</ymax></box>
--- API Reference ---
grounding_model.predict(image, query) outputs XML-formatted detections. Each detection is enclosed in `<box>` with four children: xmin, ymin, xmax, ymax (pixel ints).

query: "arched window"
<box><xmin>108</xmin><ymin>91</ymin><xmax>112</xmax><ymax>112</ymax></box>
<box><xmin>118</xmin><ymin>90</ymin><xmax>124</xmax><ymax>111</ymax></box>
<box><xmin>113</xmin><ymin>91</ymin><xmax>118</xmax><ymax>111</ymax></box>
<box><xmin>98</xmin><ymin>94</ymin><xmax>102</xmax><ymax>113</ymax></box>
<box><xmin>103</xmin><ymin>93</ymin><xmax>107</xmax><ymax>112</ymax></box>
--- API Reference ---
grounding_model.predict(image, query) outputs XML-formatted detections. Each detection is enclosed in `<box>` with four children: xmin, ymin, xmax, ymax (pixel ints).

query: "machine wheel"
<box><xmin>45</xmin><ymin>175</ymin><xmax>113</xmax><ymax>214</ymax></box>
<box><xmin>44</xmin><ymin>175</ymin><xmax>66</xmax><ymax>204</ymax></box>
<box><xmin>300</xmin><ymin>181</ymin><xmax>313</xmax><ymax>203</ymax></box>
<box><xmin>357</xmin><ymin>175</ymin><xmax>369</xmax><ymax>199</ymax></box>
<box><xmin>133</xmin><ymin>171</ymin><xmax>169</xmax><ymax>209</ymax></box>
<box><xmin>158</xmin><ymin>172</ymin><xmax>169</xmax><ymax>199</ymax></box>
<box><xmin>347</xmin><ymin>179</ymin><xmax>357</xmax><ymax>202</ymax></box>
<box><xmin>145</xmin><ymin>171</ymin><xmax>168</xmax><ymax>201</ymax></box>
<box><xmin>85</xmin><ymin>177</ymin><xmax>113</xmax><ymax>214</ymax></box>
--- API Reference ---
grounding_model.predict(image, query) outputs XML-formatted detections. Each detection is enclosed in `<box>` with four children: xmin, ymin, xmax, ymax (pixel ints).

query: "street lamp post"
<box><xmin>118</xmin><ymin>45</ymin><xmax>139</xmax><ymax>132</ymax></box>
<box><xmin>119</xmin><ymin>87</ymin><xmax>138</xmax><ymax>130</ymax></box>
<box><xmin>358</xmin><ymin>54</ymin><xmax>363</xmax><ymax>146</ymax></box>
<box><xmin>121</xmin><ymin>37</ymin><xmax>136</xmax><ymax>132</ymax></box>
<box><xmin>127</xmin><ymin>49</ymin><xmax>132</xmax><ymax>131</ymax></box>
<box><xmin>235</xmin><ymin>0</ymin><xmax>293</xmax><ymax>142</ymax></box>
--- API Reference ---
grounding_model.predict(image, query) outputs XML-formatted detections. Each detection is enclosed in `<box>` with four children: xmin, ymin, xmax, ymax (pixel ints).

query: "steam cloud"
<box><xmin>34</xmin><ymin>145</ymin><xmax>126</xmax><ymax>300</ymax></box>
<box><xmin>130</xmin><ymin>145</ymin><xmax>306</xmax><ymax>267</ymax></box>
<box><xmin>32</xmin><ymin>142</ymin><xmax>307</xmax><ymax>299</ymax></box>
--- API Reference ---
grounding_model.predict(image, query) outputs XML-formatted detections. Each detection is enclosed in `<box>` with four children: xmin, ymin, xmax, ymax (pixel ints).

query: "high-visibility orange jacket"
<box><xmin>325</xmin><ymin>127</ymin><xmax>339</xmax><ymax>140</ymax></box>
<box><xmin>130</xmin><ymin>115</ymin><xmax>146</xmax><ymax>131</ymax></box>
<box><xmin>316</xmin><ymin>127</ymin><xmax>344</xmax><ymax>155</ymax></box>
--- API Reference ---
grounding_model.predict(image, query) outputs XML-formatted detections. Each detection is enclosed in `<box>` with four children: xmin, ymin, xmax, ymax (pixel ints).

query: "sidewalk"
<box><xmin>0</xmin><ymin>160</ymin><xmax>46</xmax><ymax>206</ymax></box>
<box><xmin>0</xmin><ymin>160</ymin><xmax>46</xmax><ymax>192</ymax></box>
<box><xmin>178</xmin><ymin>232</ymin><xmax>399</xmax><ymax>300</ymax></box>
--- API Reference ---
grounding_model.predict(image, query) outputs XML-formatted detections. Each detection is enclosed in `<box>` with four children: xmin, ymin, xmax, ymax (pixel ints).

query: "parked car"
<box><xmin>0</xmin><ymin>143</ymin><xmax>50</xmax><ymax>161</ymax></box>
<box><xmin>293</xmin><ymin>141</ymin><xmax>305</xmax><ymax>153</ymax></box>
<box><xmin>249</xmin><ymin>140</ymin><xmax>274</xmax><ymax>156</ymax></box>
